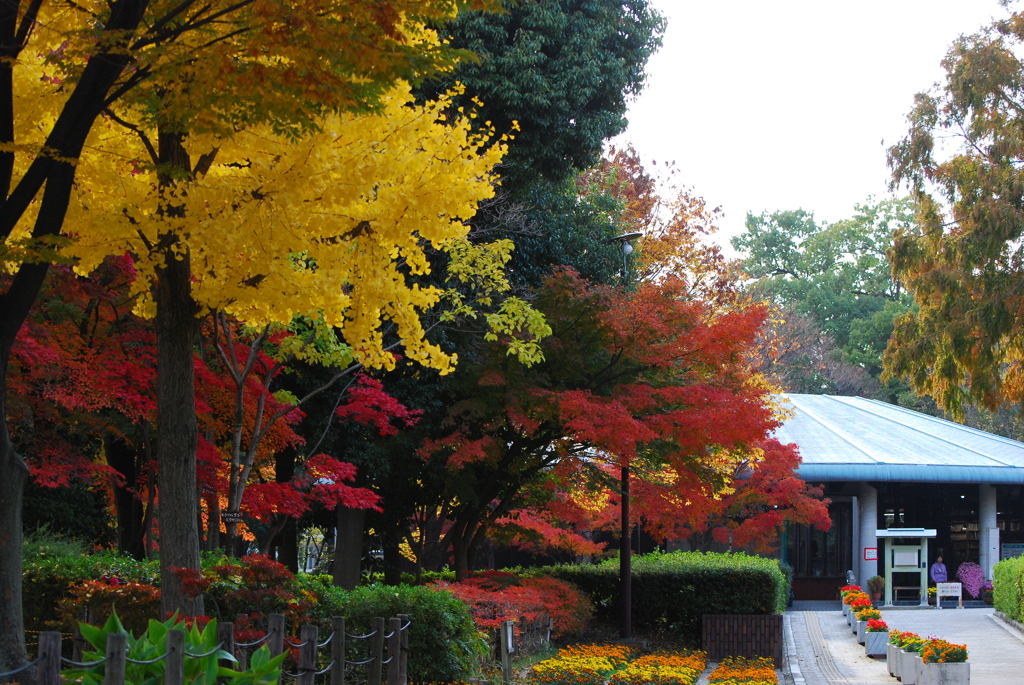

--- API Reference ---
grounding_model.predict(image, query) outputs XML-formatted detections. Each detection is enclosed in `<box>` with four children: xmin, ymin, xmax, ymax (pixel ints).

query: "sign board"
<box><xmin>894</xmin><ymin>550</ymin><xmax>919</xmax><ymax>567</ymax></box>
<box><xmin>936</xmin><ymin>582</ymin><xmax>963</xmax><ymax>609</ymax></box>
<box><xmin>221</xmin><ymin>512</ymin><xmax>243</xmax><ymax>523</ymax></box>
<box><xmin>1003</xmin><ymin>543</ymin><xmax>1024</xmax><ymax>560</ymax></box>
<box><xmin>864</xmin><ymin>547</ymin><xmax>878</xmax><ymax>561</ymax></box>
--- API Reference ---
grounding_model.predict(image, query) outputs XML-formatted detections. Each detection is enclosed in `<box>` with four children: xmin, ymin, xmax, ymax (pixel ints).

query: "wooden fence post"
<box><xmin>330</xmin><ymin>617</ymin><xmax>346</xmax><ymax>685</ymax></box>
<box><xmin>269</xmin><ymin>613</ymin><xmax>286</xmax><ymax>685</ymax></box>
<box><xmin>396</xmin><ymin>614</ymin><xmax>409</xmax><ymax>685</ymax></box>
<box><xmin>37</xmin><ymin>631</ymin><xmax>62</xmax><ymax>685</ymax></box>
<box><xmin>219</xmin><ymin>621</ymin><xmax>236</xmax><ymax>673</ymax></box>
<box><xmin>105</xmin><ymin>631</ymin><xmax>127</xmax><ymax>685</ymax></box>
<box><xmin>368</xmin><ymin>617</ymin><xmax>385</xmax><ymax>685</ymax></box>
<box><xmin>73</xmin><ymin>609</ymin><xmax>90</xmax><ymax>663</ymax></box>
<box><xmin>165</xmin><ymin>629</ymin><xmax>185</xmax><ymax>685</ymax></box>
<box><xmin>386</xmin><ymin>618</ymin><xmax>401</xmax><ymax>685</ymax></box>
<box><xmin>297</xmin><ymin>624</ymin><xmax>318</xmax><ymax>685</ymax></box>
<box><xmin>499</xmin><ymin>621</ymin><xmax>514</xmax><ymax>685</ymax></box>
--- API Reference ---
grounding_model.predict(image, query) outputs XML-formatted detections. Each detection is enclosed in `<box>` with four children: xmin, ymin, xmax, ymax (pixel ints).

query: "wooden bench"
<box><xmin>892</xmin><ymin>586</ymin><xmax>922</xmax><ymax>602</ymax></box>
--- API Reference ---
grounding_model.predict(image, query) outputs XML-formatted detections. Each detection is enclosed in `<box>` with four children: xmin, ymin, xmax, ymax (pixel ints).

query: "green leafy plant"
<box><xmin>63</xmin><ymin>611</ymin><xmax>285</xmax><ymax>685</ymax></box>
<box><xmin>867</xmin><ymin>576</ymin><xmax>884</xmax><ymax>594</ymax></box>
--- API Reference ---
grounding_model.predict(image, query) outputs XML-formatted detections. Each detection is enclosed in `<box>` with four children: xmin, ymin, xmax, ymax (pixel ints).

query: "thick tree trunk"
<box><xmin>450</xmin><ymin>519</ymin><xmax>471</xmax><ymax>581</ymax></box>
<box><xmin>333</xmin><ymin>507</ymin><xmax>365</xmax><ymax>589</ymax></box>
<box><xmin>0</xmin><ymin>429</ymin><xmax>30</xmax><ymax>683</ymax></box>
<box><xmin>154</xmin><ymin>130</ymin><xmax>202</xmax><ymax>617</ymax></box>
<box><xmin>276</xmin><ymin>518</ymin><xmax>299</xmax><ymax>573</ymax></box>
<box><xmin>105</xmin><ymin>435</ymin><xmax>149</xmax><ymax>560</ymax></box>
<box><xmin>275</xmin><ymin>448</ymin><xmax>298</xmax><ymax>572</ymax></box>
<box><xmin>154</xmin><ymin>250</ymin><xmax>203</xmax><ymax>617</ymax></box>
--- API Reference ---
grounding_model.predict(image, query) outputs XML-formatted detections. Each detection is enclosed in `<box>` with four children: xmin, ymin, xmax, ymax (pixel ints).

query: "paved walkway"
<box><xmin>783</xmin><ymin>603</ymin><xmax>1024</xmax><ymax>684</ymax></box>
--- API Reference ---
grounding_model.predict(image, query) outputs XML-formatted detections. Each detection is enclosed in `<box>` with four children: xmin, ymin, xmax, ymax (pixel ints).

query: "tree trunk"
<box><xmin>0</xmin><ymin>427</ymin><xmax>30</xmax><ymax>683</ymax></box>
<box><xmin>275</xmin><ymin>448</ymin><xmax>298</xmax><ymax>572</ymax></box>
<box><xmin>204</xmin><ymin>489</ymin><xmax>221</xmax><ymax>552</ymax></box>
<box><xmin>450</xmin><ymin>519</ymin><xmax>471</xmax><ymax>581</ymax></box>
<box><xmin>333</xmin><ymin>507</ymin><xmax>365</xmax><ymax>589</ymax></box>
<box><xmin>277</xmin><ymin>518</ymin><xmax>299</xmax><ymax>573</ymax></box>
<box><xmin>383</xmin><ymin>526</ymin><xmax>402</xmax><ymax>586</ymax></box>
<box><xmin>105</xmin><ymin>435</ymin><xmax>148</xmax><ymax>560</ymax></box>
<box><xmin>154</xmin><ymin>248</ymin><xmax>203</xmax><ymax>617</ymax></box>
<box><xmin>154</xmin><ymin>128</ymin><xmax>202</xmax><ymax>618</ymax></box>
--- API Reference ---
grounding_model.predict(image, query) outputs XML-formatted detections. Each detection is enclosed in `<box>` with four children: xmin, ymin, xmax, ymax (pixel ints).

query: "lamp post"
<box><xmin>607</xmin><ymin>230</ymin><xmax>642</xmax><ymax>639</ymax></box>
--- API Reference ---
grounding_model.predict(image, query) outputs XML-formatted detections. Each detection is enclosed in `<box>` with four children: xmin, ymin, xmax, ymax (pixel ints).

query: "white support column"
<box><xmin>980</xmin><ymin>484</ymin><xmax>999</xmax><ymax>579</ymax></box>
<box><xmin>859</xmin><ymin>483</ymin><xmax>878</xmax><ymax>590</ymax></box>
<box><xmin>852</xmin><ymin>495</ymin><xmax>861</xmax><ymax>584</ymax></box>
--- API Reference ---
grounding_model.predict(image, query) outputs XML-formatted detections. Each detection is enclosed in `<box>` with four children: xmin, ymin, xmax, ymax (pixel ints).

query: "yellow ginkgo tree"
<box><xmin>1</xmin><ymin>0</ymin><xmax>506</xmax><ymax>667</ymax></box>
<box><xmin>63</xmin><ymin>84</ymin><xmax>548</xmax><ymax>614</ymax></box>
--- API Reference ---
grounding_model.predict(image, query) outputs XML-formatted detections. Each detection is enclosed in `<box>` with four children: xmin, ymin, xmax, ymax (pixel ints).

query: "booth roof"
<box><xmin>774</xmin><ymin>394</ymin><xmax>1024</xmax><ymax>484</ymax></box>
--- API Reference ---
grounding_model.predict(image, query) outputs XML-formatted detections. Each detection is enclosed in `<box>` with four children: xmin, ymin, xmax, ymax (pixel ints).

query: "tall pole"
<box><xmin>620</xmin><ymin>464</ymin><xmax>632</xmax><ymax>639</ymax></box>
<box><xmin>607</xmin><ymin>231</ymin><xmax>641</xmax><ymax>642</ymax></box>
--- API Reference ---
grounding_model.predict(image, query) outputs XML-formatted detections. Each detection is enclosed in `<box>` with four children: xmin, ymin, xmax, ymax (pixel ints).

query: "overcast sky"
<box><xmin>616</xmin><ymin>0</ymin><xmax>1010</xmax><ymax>250</ymax></box>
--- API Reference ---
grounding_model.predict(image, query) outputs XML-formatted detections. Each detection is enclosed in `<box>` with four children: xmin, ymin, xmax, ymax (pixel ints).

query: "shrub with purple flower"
<box><xmin>956</xmin><ymin>561</ymin><xmax>985</xmax><ymax>598</ymax></box>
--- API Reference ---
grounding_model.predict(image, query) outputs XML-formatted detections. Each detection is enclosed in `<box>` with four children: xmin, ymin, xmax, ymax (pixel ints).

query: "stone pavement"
<box><xmin>783</xmin><ymin>602</ymin><xmax>1024</xmax><ymax>684</ymax></box>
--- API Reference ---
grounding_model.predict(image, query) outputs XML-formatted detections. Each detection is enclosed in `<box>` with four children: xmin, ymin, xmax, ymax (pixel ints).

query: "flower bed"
<box><xmin>707</xmin><ymin>656</ymin><xmax>778</xmax><ymax>684</ymax></box>
<box><xmin>922</xmin><ymin>638</ymin><xmax>968</xmax><ymax>663</ymax></box>
<box><xmin>529</xmin><ymin>645</ymin><xmax>706</xmax><ymax>685</ymax></box>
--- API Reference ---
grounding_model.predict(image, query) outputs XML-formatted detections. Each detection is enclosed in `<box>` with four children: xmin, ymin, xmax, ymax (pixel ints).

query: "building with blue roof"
<box><xmin>775</xmin><ymin>394</ymin><xmax>1024</xmax><ymax>600</ymax></box>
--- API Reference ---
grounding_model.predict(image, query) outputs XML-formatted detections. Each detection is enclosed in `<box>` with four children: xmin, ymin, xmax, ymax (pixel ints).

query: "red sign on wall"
<box><xmin>864</xmin><ymin>547</ymin><xmax>878</xmax><ymax>561</ymax></box>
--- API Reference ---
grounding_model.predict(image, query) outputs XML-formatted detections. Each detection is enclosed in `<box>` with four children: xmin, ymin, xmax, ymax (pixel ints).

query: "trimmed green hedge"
<box><xmin>533</xmin><ymin>551</ymin><xmax>787</xmax><ymax>643</ymax></box>
<box><xmin>993</xmin><ymin>555</ymin><xmax>1024</xmax><ymax>621</ymax></box>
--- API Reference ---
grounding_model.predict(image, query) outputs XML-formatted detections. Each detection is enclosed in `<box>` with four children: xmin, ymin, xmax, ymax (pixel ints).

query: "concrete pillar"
<box><xmin>852</xmin><ymin>495</ymin><xmax>861</xmax><ymax>584</ymax></box>
<box><xmin>980</xmin><ymin>484</ymin><xmax>999</xmax><ymax>579</ymax></box>
<box><xmin>858</xmin><ymin>483</ymin><xmax>878</xmax><ymax>589</ymax></box>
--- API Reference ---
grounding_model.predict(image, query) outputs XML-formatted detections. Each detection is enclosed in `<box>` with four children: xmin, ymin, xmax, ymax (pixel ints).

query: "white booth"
<box><xmin>878</xmin><ymin>528</ymin><xmax>936</xmax><ymax>607</ymax></box>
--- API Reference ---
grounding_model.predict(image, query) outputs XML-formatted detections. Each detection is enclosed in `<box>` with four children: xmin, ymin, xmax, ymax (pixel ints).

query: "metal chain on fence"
<box><xmin>13</xmin><ymin>613</ymin><xmax>410</xmax><ymax>685</ymax></box>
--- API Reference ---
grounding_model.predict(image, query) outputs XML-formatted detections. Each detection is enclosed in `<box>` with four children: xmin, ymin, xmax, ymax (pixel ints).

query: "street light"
<box><xmin>605</xmin><ymin>231</ymin><xmax>642</xmax><ymax>639</ymax></box>
<box><xmin>607</xmin><ymin>231</ymin><xmax>643</xmax><ymax>287</ymax></box>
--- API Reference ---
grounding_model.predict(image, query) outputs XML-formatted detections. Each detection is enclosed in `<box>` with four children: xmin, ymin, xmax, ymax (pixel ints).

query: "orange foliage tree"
<box><xmin>403</xmin><ymin>150</ymin><xmax>830</xmax><ymax>574</ymax></box>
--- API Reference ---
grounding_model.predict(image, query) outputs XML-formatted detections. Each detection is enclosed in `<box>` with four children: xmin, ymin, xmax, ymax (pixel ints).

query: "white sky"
<box><xmin>616</xmin><ymin>0</ymin><xmax>1010</xmax><ymax>250</ymax></box>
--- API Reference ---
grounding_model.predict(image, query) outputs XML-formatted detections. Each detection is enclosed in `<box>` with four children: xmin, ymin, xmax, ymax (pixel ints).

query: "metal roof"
<box><xmin>773</xmin><ymin>394</ymin><xmax>1024</xmax><ymax>484</ymax></box>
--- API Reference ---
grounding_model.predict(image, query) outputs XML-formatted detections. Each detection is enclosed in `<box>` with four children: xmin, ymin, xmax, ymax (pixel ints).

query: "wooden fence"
<box><xmin>484</xmin><ymin>614</ymin><xmax>551</xmax><ymax>660</ymax></box>
<box><xmin>3</xmin><ymin>613</ymin><xmax>409</xmax><ymax>685</ymax></box>
<box><xmin>701</xmin><ymin>614</ymin><xmax>783</xmax><ymax>668</ymax></box>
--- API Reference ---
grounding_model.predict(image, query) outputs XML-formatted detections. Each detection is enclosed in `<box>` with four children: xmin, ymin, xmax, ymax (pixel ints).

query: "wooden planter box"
<box><xmin>865</xmin><ymin>630</ymin><xmax>887</xmax><ymax>656</ymax></box>
<box><xmin>701</xmin><ymin>614</ymin><xmax>782</xmax><ymax>668</ymax></box>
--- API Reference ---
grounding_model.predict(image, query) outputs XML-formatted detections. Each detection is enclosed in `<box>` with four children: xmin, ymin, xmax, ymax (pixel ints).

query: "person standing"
<box><xmin>930</xmin><ymin>556</ymin><xmax>948</xmax><ymax>583</ymax></box>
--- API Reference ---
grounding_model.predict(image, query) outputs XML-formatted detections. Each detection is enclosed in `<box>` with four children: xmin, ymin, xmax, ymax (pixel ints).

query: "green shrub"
<box><xmin>993</xmin><ymin>555</ymin><xmax>1024</xmax><ymax>620</ymax></box>
<box><xmin>535</xmin><ymin>551</ymin><xmax>787</xmax><ymax>644</ymax></box>
<box><xmin>22</xmin><ymin>532</ymin><xmax>159</xmax><ymax>634</ymax></box>
<box><xmin>325</xmin><ymin>584</ymin><xmax>484</xmax><ymax>683</ymax></box>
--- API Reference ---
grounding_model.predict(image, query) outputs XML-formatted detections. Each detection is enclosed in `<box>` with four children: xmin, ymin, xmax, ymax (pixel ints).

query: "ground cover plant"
<box><xmin>528</xmin><ymin>644</ymin><xmax>706</xmax><ymax>685</ymax></box>
<box><xmin>707</xmin><ymin>656</ymin><xmax>777</xmax><ymax>684</ymax></box>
